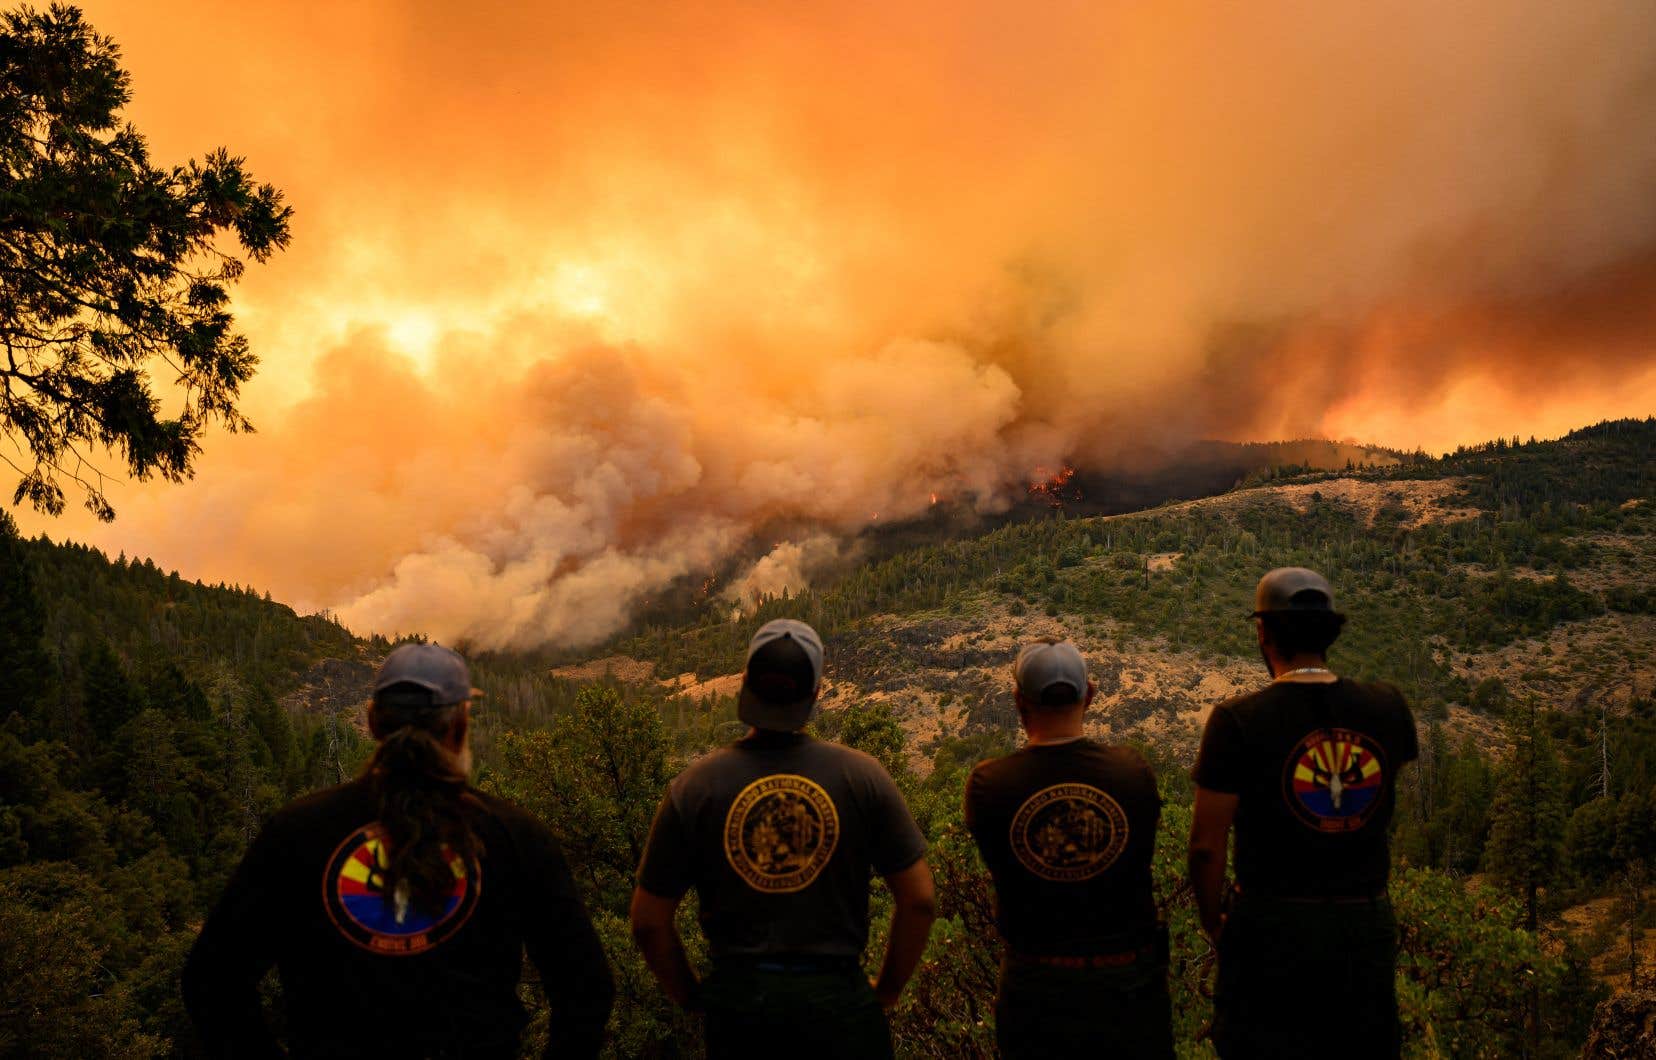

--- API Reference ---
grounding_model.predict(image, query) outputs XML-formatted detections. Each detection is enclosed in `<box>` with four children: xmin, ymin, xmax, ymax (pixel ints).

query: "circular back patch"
<box><xmin>1009</xmin><ymin>783</ymin><xmax>1129</xmax><ymax>882</ymax></box>
<box><xmin>1283</xmin><ymin>728</ymin><xmax>1388</xmax><ymax>832</ymax></box>
<box><xmin>724</xmin><ymin>774</ymin><xmax>840</xmax><ymax>893</ymax></box>
<box><xmin>322</xmin><ymin>823</ymin><xmax>480</xmax><ymax>955</ymax></box>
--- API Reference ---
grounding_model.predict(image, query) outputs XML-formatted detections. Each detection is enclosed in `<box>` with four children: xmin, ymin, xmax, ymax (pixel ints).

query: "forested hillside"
<box><xmin>1</xmin><ymin>418</ymin><xmax>1651</xmax><ymax>1057</ymax></box>
<box><xmin>0</xmin><ymin>517</ymin><xmax>377</xmax><ymax>1055</ymax></box>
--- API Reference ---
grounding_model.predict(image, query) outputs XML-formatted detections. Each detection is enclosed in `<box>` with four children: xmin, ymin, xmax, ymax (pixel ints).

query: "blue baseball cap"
<box><xmin>373</xmin><ymin>643</ymin><xmax>480</xmax><ymax>707</ymax></box>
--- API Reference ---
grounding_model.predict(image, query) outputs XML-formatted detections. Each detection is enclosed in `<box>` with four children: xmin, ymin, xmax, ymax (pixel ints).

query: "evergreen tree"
<box><xmin>0</xmin><ymin>512</ymin><xmax>45</xmax><ymax>723</ymax></box>
<box><xmin>80</xmin><ymin>638</ymin><xmax>139</xmax><ymax>741</ymax></box>
<box><xmin>490</xmin><ymin>685</ymin><xmax>672</xmax><ymax>908</ymax></box>
<box><xmin>1485</xmin><ymin>698</ymin><xmax>1567</xmax><ymax>929</ymax></box>
<box><xmin>0</xmin><ymin>5</ymin><xmax>291</xmax><ymax>520</ymax></box>
<box><xmin>1484</xmin><ymin>698</ymin><xmax>1568</xmax><ymax>1056</ymax></box>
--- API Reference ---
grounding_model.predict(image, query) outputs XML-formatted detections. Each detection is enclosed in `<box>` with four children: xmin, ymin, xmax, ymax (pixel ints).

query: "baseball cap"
<box><xmin>1014</xmin><ymin>640</ymin><xmax>1088</xmax><ymax>706</ymax></box>
<box><xmin>737</xmin><ymin>619</ymin><xmax>825</xmax><ymax>731</ymax></box>
<box><xmin>373</xmin><ymin>643</ymin><xmax>481</xmax><ymax>707</ymax></box>
<box><xmin>1251</xmin><ymin>567</ymin><xmax>1336</xmax><ymax>616</ymax></box>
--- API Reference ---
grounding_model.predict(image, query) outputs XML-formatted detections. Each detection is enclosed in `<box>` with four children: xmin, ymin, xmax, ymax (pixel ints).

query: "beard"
<box><xmin>451</xmin><ymin>740</ymin><xmax>474</xmax><ymax>780</ymax></box>
<box><xmin>1258</xmin><ymin>641</ymin><xmax>1277</xmax><ymax>678</ymax></box>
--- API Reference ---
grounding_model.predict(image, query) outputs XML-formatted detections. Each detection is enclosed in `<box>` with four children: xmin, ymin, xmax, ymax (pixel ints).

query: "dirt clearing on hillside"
<box><xmin>1454</xmin><ymin>613</ymin><xmax>1655</xmax><ymax>713</ymax></box>
<box><xmin>1122</xmin><ymin>475</ymin><xmax>1483</xmax><ymax>530</ymax></box>
<box><xmin>549</xmin><ymin>655</ymin><xmax>657</xmax><ymax>684</ymax></box>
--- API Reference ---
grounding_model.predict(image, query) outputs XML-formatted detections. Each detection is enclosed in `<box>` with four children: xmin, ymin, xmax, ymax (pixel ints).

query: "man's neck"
<box><xmin>1026</xmin><ymin>732</ymin><xmax>1085</xmax><ymax>746</ymax></box>
<box><xmin>1271</xmin><ymin>654</ymin><xmax>1337</xmax><ymax>683</ymax></box>
<box><xmin>1022</xmin><ymin>717</ymin><xmax>1086</xmax><ymax>745</ymax></box>
<box><xmin>744</xmin><ymin>726</ymin><xmax>805</xmax><ymax>742</ymax></box>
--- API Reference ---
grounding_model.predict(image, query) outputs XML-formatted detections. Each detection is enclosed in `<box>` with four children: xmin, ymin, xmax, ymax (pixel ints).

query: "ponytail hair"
<box><xmin>366</xmin><ymin>686</ymin><xmax>482</xmax><ymax>916</ymax></box>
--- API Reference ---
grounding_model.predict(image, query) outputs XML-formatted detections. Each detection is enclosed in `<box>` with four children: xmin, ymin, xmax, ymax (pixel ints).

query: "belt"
<box><xmin>1008</xmin><ymin>949</ymin><xmax>1143</xmax><ymax>970</ymax></box>
<box><xmin>1007</xmin><ymin>929</ymin><xmax>1163</xmax><ymax>970</ymax></box>
<box><xmin>717</xmin><ymin>953</ymin><xmax>861</xmax><ymax>974</ymax></box>
<box><xmin>1235</xmin><ymin>886</ymin><xmax>1387</xmax><ymax>906</ymax></box>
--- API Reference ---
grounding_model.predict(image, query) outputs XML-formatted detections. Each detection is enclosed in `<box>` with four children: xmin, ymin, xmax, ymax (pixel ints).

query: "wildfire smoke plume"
<box><xmin>21</xmin><ymin>0</ymin><xmax>1656</xmax><ymax>650</ymax></box>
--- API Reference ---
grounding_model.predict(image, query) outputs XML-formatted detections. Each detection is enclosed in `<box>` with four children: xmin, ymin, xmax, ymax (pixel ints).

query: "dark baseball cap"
<box><xmin>1014</xmin><ymin>640</ymin><xmax>1088</xmax><ymax>705</ymax></box>
<box><xmin>1251</xmin><ymin>567</ymin><xmax>1336</xmax><ymax>616</ymax></box>
<box><xmin>373</xmin><ymin>643</ymin><xmax>481</xmax><ymax>707</ymax></box>
<box><xmin>737</xmin><ymin>619</ymin><xmax>825</xmax><ymax>731</ymax></box>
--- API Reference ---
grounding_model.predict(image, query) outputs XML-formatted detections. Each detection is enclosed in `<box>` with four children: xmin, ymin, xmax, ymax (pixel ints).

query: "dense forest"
<box><xmin>1</xmin><ymin>419</ymin><xmax>1652</xmax><ymax>1056</ymax></box>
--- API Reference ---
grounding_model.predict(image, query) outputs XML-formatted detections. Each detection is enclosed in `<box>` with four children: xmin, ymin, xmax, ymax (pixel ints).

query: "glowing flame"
<box><xmin>1027</xmin><ymin>464</ymin><xmax>1081</xmax><ymax>509</ymax></box>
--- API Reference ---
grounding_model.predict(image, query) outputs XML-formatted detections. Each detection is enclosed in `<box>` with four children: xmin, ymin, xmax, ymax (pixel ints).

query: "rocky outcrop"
<box><xmin>1581</xmin><ymin>989</ymin><xmax>1656</xmax><ymax>1058</ymax></box>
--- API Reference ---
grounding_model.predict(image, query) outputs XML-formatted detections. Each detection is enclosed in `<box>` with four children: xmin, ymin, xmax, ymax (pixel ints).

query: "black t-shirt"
<box><xmin>182</xmin><ymin>778</ymin><xmax>614</xmax><ymax>1059</ymax></box>
<box><xmin>636</xmin><ymin>730</ymin><xmax>928</xmax><ymax>958</ymax></box>
<box><xmin>964</xmin><ymin>738</ymin><xmax>1162</xmax><ymax>955</ymax></box>
<box><xmin>1193</xmin><ymin>678</ymin><xmax>1420</xmax><ymax>898</ymax></box>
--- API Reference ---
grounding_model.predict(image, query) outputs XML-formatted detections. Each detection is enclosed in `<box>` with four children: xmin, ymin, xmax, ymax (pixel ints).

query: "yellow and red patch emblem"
<box><xmin>322</xmin><ymin>823</ymin><xmax>480</xmax><ymax>955</ymax></box>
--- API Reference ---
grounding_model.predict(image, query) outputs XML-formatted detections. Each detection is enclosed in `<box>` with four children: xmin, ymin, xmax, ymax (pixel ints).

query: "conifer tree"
<box><xmin>0</xmin><ymin>511</ymin><xmax>45</xmax><ymax>720</ymax></box>
<box><xmin>80</xmin><ymin>637</ymin><xmax>139</xmax><ymax>741</ymax></box>
<box><xmin>1485</xmin><ymin>697</ymin><xmax>1567</xmax><ymax>930</ymax></box>
<box><xmin>0</xmin><ymin>5</ymin><xmax>291</xmax><ymax>520</ymax></box>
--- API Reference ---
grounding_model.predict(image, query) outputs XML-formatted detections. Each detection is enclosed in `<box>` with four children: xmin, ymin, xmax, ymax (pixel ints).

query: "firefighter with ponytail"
<box><xmin>184</xmin><ymin>643</ymin><xmax>614</xmax><ymax>1058</ymax></box>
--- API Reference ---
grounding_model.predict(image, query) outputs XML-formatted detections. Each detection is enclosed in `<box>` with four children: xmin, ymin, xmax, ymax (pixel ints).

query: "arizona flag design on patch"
<box><xmin>1283</xmin><ymin>728</ymin><xmax>1387</xmax><ymax>832</ymax></box>
<box><xmin>323</xmin><ymin>824</ymin><xmax>480</xmax><ymax>955</ymax></box>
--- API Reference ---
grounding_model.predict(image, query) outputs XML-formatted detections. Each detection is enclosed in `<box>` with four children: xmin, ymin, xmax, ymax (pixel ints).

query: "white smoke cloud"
<box><xmin>723</xmin><ymin>535</ymin><xmax>846</xmax><ymax>615</ymax></box>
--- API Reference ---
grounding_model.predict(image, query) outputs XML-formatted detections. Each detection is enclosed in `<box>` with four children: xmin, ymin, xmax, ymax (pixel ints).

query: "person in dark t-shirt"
<box><xmin>182</xmin><ymin>644</ymin><xmax>614</xmax><ymax>1059</ymax></box>
<box><xmin>965</xmin><ymin>639</ymin><xmax>1171</xmax><ymax>1059</ymax></box>
<box><xmin>1189</xmin><ymin>568</ymin><xmax>1418</xmax><ymax>1059</ymax></box>
<box><xmin>630</xmin><ymin>619</ymin><xmax>935</xmax><ymax>1059</ymax></box>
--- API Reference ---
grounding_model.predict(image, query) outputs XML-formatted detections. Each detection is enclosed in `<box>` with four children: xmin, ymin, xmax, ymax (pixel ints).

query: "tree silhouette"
<box><xmin>0</xmin><ymin>4</ymin><xmax>290</xmax><ymax>520</ymax></box>
<box><xmin>0</xmin><ymin>510</ymin><xmax>44</xmax><ymax>717</ymax></box>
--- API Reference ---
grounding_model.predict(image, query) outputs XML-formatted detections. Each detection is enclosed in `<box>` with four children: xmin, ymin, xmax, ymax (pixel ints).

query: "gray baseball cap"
<box><xmin>373</xmin><ymin>643</ymin><xmax>480</xmax><ymax>707</ymax></box>
<box><xmin>737</xmin><ymin>619</ymin><xmax>825</xmax><ymax>731</ymax></box>
<box><xmin>1014</xmin><ymin>640</ymin><xmax>1088</xmax><ymax>705</ymax></box>
<box><xmin>1251</xmin><ymin>567</ymin><xmax>1337</xmax><ymax>616</ymax></box>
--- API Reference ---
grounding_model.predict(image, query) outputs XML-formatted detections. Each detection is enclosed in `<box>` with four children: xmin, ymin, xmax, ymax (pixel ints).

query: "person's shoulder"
<box><xmin>964</xmin><ymin>747</ymin><xmax>1025</xmax><ymax>789</ymax></box>
<box><xmin>672</xmin><ymin>742</ymin><xmax>744</xmax><ymax>784</ymax></box>
<box><xmin>1343</xmin><ymin>677</ymin><xmax>1412</xmax><ymax>714</ymax></box>
<box><xmin>265</xmin><ymin>777</ymin><xmax>372</xmax><ymax>832</ymax></box>
<box><xmin>1207</xmin><ymin>685</ymin><xmax>1268</xmax><ymax>724</ymax></box>
<box><xmin>1094</xmin><ymin>740</ymin><xmax>1154</xmax><ymax>774</ymax></box>
<box><xmin>650</xmin><ymin>743</ymin><xmax>750</xmax><ymax>808</ymax></box>
<box><xmin>1076</xmin><ymin>741</ymin><xmax>1158</xmax><ymax>796</ymax></box>
<box><xmin>463</xmin><ymin>787</ymin><xmax>545</xmax><ymax>831</ymax></box>
<box><xmin>816</xmin><ymin>737</ymin><xmax>895</xmax><ymax>779</ymax></box>
<box><xmin>466</xmin><ymin>788</ymin><xmax>573</xmax><ymax>852</ymax></box>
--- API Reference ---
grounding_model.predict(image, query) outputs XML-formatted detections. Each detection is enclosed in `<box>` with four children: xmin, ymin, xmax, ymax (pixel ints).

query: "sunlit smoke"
<box><xmin>22</xmin><ymin>0</ymin><xmax>1656</xmax><ymax>649</ymax></box>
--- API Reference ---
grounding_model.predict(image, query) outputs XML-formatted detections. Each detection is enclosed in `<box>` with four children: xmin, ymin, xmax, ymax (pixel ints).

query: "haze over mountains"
<box><xmin>27</xmin><ymin>0</ymin><xmax>1656</xmax><ymax>654</ymax></box>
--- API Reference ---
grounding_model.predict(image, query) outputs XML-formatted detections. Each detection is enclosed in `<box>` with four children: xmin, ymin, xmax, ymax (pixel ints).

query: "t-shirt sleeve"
<box><xmin>1192</xmin><ymin>704</ymin><xmax>1246</xmax><ymax>794</ymax></box>
<box><xmin>1136</xmin><ymin>751</ymin><xmax>1164</xmax><ymax>809</ymax></box>
<box><xmin>181</xmin><ymin>812</ymin><xmax>291</xmax><ymax>1059</ymax></box>
<box><xmin>962</xmin><ymin>766</ymin><xmax>985</xmax><ymax>832</ymax></box>
<box><xmin>865</xmin><ymin>764</ymin><xmax>928</xmax><ymax>877</ymax></box>
<box><xmin>512</xmin><ymin>817</ymin><xmax>614</xmax><ymax>1060</ymax></box>
<box><xmin>635</xmin><ymin>791</ymin><xmax>696</xmax><ymax>898</ymax></box>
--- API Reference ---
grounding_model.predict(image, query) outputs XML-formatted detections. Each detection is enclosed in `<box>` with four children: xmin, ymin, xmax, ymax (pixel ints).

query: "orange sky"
<box><xmin>19</xmin><ymin>0</ymin><xmax>1656</xmax><ymax>647</ymax></box>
